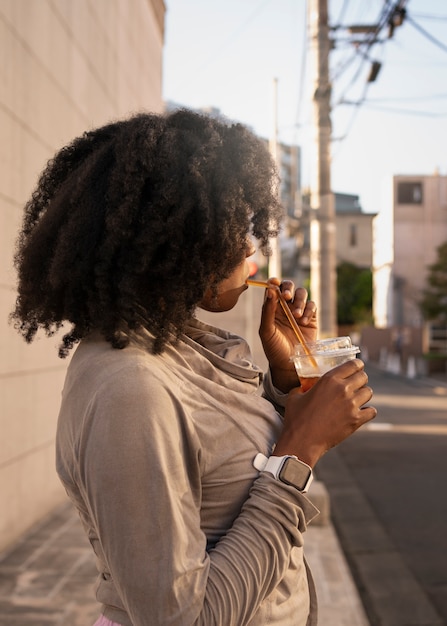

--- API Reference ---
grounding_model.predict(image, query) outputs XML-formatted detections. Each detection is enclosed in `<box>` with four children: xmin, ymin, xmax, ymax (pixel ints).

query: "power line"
<box><xmin>172</xmin><ymin>0</ymin><xmax>273</xmax><ymax>87</ymax></box>
<box><xmin>367</xmin><ymin>92</ymin><xmax>447</xmax><ymax>103</ymax></box>
<box><xmin>330</xmin><ymin>1</ymin><xmax>401</xmax><ymax>98</ymax></box>
<box><xmin>340</xmin><ymin>101</ymin><xmax>447</xmax><ymax>118</ymax></box>
<box><xmin>294</xmin><ymin>3</ymin><xmax>309</xmax><ymax>131</ymax></box>
<box><xmin>331</xmin><ymin>41</ymin><xmax>371</xmax><ymax>82</ymax></box>
<box><xmin>328</xmin><ymin>1</ymin><xmax>410</xmax><ymax>152</ymax></box>
<box><xmin>203</xmin><ymin>0</ymin><xmax>273</xmax><ymax>59</ymax></box>
<box><xmin>333</xmin><ymin>0</ymin><xmax>351</xmax><ymax>29</ymax></box>
<box><xmin>305</xmin><ymin>2</ymin><xmax>447</xmax><ymax>160</ymax></box>
<box><xmin>331</xmin><ymin>81</ymin><xmax>369</xmax><ymax>151</ymax></box>
<box><xmin>406</xmin><ymin>14</ymin><xmax>447</xmax><ymax>55</ymax></box>
<box><xmin>411</xmin><ymin>13</ymin><xmax>447</xmax><ymax>21</ymax></box>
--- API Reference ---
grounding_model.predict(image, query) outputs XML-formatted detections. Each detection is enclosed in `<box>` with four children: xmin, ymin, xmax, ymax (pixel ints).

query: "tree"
<box><xmin>420</xmin><ymin>241</ymin><xmax>447</xmax><ymax>321</ymax></box>
<box><xmin>336</xmin><ymin>261</ymin><xmax>372</xmax><ymax>326</ymax></box>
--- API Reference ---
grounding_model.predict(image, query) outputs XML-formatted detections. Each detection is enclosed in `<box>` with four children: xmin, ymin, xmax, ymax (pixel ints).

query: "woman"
<box><xmin>11</xmin><ymin>109</ymin><xmax>376</xmax><ymax>625</ymax></box>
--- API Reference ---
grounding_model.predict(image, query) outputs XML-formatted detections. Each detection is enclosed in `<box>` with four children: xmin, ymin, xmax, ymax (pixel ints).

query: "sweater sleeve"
<box><xmin>77</xmin><ymin>362</ymin><xmax>318</xmax><ymax>626</ymax></box>
<box><xmin>262</xmin><ymin>367</ymin><xmax>289</xmax><ymax>415</ymax></box>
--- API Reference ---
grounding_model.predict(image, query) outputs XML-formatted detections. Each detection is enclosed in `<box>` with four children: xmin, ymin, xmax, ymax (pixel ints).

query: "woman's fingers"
<box><xmin>278</xmin><ymin>283</ymin><xmax>316</xmax><ymax>325</ymax></box>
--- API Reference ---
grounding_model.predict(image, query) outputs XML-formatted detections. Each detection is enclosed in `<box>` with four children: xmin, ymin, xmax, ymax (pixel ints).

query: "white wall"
<box><xmin>0</xmin><ymin>0</ymin><xmax>165</xmax><ymax>552</ymax></box>
<box><xmin>372</xmin><ymin>174</ymin><xmax>447</xmax><ymax>329</ymax></box>
<box><xmin>393</xmin><ymin>174</ymin><xmax>447</xmax><ymax>325</ymax></box>
<box><xmin>372</xmin><ymin>177</ymin><xmax>394</xmax><ymax>328</ymax></box>
<box><xmin>336</xmin><ymin>213</ymin><xmax>375</xmax><ymax>268</ymax></box>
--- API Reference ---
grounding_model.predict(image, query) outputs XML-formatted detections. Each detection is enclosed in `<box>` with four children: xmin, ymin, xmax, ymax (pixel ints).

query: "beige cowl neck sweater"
<box><xmin>56</xmin><ymin>318</ymin><xmax>319</xmax><ymax>625</ymax></box>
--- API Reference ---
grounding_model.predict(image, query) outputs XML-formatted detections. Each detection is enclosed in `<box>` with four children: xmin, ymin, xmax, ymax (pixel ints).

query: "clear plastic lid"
<box><xmin>292</xmin><ymin>336</ymin><xmax>360</xmax><ymax>358</ymax></box>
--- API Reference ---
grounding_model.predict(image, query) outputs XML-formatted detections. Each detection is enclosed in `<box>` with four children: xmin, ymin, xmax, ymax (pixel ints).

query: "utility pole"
<box><xmin>308</xmin><ymin>0</ymin><xmax>337</xmax><ymax>336</ymax></box>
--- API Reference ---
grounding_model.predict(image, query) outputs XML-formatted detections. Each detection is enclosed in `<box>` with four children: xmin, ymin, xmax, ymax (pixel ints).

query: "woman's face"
<box><xmin>199</xmin><ymin>240</ymin><xmax>256</xmax><ymax>312</ymax></box>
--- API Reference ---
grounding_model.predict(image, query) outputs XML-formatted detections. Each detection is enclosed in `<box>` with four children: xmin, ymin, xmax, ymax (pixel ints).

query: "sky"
<box><xmin>162</xmin><ymin>0</ymin><xmax>447</xmax><ymax>215</ymax></box>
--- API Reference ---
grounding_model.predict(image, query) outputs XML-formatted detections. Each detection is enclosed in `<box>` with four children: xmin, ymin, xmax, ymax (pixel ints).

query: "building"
<box><xmin>334</xmin><ymin>193</ymin><xmax>376</xmax><ymax>269</ymax></box>
<box><xmin>274</xmin><ymin>141</ymin><xmax>303</xmax><ymax>280</ymax></box>
<box><xmin>286</xmin><ymin>190</ymin><xmax>375</xmax><ymax>283</ymax></box>
<box><xmin>0</xmin><ymin>0</ymin><xmax>165</xmax><ymax>552</ymax></box>
<box><xmin>373</xmin><ymin>173</ymin><xmax>447</xmax><ymax>329</ymax></box>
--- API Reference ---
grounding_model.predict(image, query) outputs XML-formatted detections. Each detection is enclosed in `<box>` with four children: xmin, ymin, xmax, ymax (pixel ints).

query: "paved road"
<box><xmin>317</xmin><ymin>363</ymin><xmax>447</xmax><ymax>626</ymax></box>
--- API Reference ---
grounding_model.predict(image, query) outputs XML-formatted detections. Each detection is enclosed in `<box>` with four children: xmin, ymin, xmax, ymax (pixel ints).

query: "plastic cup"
<box><xmin>292</xmin><ymin>336</ymin><xmax>360</xmax><ymax>392</ymax></box>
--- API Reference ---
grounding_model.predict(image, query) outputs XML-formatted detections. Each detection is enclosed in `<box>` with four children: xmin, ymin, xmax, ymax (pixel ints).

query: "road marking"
<box><xmin>365</xmin><ymin>423</ymin><xmax>447</xmax><ymax>435</ymax></box>
<box><xmin>366</xmin><ymin>422</ymin><xmax>393</xmax><ymax>431</ymax></box>
<box><xmin>372</xmin><ymin>394</ymin><xmax>447</xmax><ymax>411</ymax></box>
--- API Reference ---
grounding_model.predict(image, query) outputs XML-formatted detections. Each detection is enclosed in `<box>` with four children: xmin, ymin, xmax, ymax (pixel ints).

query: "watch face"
<box><xmin>279</xmin><ymin>458</ymin><xmax>312</xmax><ymax>491</ymax></box>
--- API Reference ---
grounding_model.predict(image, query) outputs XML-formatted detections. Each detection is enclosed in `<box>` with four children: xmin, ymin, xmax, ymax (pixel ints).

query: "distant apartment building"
<box><xmin>334</xmin><ymin>193</ymin><xmax>376</xmax><ymax>268</ymax></box>
<box><xmin>277</xmin><ymin>142</ymin><xmax>302</xmax><ymax>220</ymax></box>
<box><xmin>373</xmin><ymin>174</ymin><xmax>447</xmax><ymax>329</ymax></box>
<box><xmin>0</xmin><ymin>0</ymin><xmax>165</xmax><ymax>552</ymax></box>
<box><xmin>284</xmin><ymin>189</ymin><xmax>375</xmax><ymax>282</ymax></box>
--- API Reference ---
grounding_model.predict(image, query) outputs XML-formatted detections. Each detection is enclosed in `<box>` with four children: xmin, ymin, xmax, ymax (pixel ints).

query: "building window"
<box><xmin>349</xmin><ymin>223</ymin><xmax>357</xmax><ymax>247</ymax></box>
<box><xmin>397</xmin><ymin>182</ymin><xmax>423</xmax><ymax>204</ymax></box>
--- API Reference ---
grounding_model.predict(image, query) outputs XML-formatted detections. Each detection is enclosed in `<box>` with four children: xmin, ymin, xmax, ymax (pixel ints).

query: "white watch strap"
<box><xmin>253</xmin><ymin>452</ymin><xmax>313</xmax><ymax>492</ymax></box>
<box><xmin>253</xmin><ymin>453</ymin><xmax>297</xmax><ymax>477</ymax></box>
<box><xmin>253</xmin><ymin>452</ymin><xmax>270</xmax><ymax>472</ymax></box>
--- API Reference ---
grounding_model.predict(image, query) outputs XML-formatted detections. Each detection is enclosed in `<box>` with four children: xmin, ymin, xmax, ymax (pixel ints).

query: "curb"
<box><xmin>307</xmin><ymin>479</ymin><xmax>331</xmax><ymax>526</ymax></box>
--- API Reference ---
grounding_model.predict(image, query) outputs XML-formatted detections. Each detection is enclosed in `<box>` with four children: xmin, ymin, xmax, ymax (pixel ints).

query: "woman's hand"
<box><xmin>258</xmin><ymin>279</ymin><xmax>317</xmax><ymax>393</ymax></box>
<box><xmin>274</xmin><ymin>359</ymin><xmax>377</xmax><ymax>467</ymax></box>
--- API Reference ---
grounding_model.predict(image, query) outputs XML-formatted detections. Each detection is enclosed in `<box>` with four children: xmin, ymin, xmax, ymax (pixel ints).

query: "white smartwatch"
<box><xmin>253</xmin><ymin>453</ymin><xmax>313</xmax><ymax>493</ymax></box>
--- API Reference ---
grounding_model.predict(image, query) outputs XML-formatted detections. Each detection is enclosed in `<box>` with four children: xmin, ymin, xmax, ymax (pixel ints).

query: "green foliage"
<box><xmin>420</xmin><ymin>241</ymin><xmax>447</xmax><ymax>321</ymax></box>
<box><xmin>337</xmin><ymin>262</ymin><xmax>373</xmax><ymax>325</ymax></box>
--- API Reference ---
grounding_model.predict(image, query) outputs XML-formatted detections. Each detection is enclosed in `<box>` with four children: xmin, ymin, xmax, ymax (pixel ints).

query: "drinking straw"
<box><xmin>246</xmin><ymin>279</ymin><xmax>318</xmax><ymax>367</ymax></box>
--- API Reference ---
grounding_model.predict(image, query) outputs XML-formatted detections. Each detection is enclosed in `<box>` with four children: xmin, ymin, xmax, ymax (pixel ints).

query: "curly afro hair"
<box><xmin>11</xmin><ymin>109</ymin><xmax>283</xmax><ymax>356</ymax></box>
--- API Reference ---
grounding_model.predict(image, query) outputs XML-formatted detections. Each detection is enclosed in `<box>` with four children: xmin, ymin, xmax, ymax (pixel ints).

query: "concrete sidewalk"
<box><xmin>0</xmin><ymin>489</ymin><xmax>370</xmax><ymax>625</ymax></box>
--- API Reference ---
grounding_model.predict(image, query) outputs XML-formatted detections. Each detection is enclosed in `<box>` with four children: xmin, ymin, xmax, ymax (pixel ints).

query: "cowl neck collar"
<box><xmin>181</xmin><ymin>317</ymin><xmax>263</xmax><ymax>384</ymax></box>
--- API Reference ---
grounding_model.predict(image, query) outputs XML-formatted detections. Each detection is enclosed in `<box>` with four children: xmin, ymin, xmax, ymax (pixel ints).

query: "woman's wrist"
<box><xmin>273</xmin><ymin>434</ymin><xmax>321</xmax><ymax>468</ymax></box>
<box><xmin>270</xmin><ymin>366</ymin><xmax>299</xmax><ymax>394</ymax></box>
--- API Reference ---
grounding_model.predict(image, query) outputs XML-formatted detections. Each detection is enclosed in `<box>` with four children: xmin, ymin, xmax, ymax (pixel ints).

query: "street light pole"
<box><xmin>309</xmin><ymin>0</ymin><xmax>337</xmax><ymax>336</ymax></box>
<box><xmin>269</xmin><ymin>76</ymin><xmax>281</xmax><ymax>279</ymax></box>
